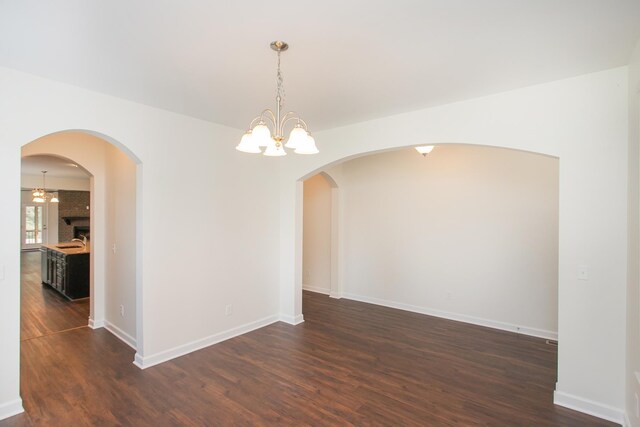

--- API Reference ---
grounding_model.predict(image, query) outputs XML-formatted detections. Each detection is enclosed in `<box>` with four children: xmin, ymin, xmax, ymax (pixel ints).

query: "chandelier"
<box><xmin>236</xmin><ymin>41</ymin><xmax>318</xmax><ymax>156</ymax></box>
<box><xmin>32</xmin><ymin>170</ymin><xmax>59</xmax><ymax>203</ymax></box>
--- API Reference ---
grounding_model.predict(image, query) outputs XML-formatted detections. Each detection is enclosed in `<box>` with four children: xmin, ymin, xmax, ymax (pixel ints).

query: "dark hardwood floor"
<box><xmin>5</xmin><ymin>258</ymin><xmax>615</xmax><ymax>426</ymax></box>
<box><xmin>20</xmin><ymin>251</ymin><xmax>89</xmax><ymax>341</ymax></box>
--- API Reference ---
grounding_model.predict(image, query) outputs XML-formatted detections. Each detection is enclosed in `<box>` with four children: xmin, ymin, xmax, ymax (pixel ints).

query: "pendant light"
<box><xmin>32</xmin><ymin>170</ymin><xmax>59</xmax><ymax>203</ymax></box>
<box><xmin>236</xmin><ymin>41</ymin><xmax>318</xmax><ymax>156</ymax></box>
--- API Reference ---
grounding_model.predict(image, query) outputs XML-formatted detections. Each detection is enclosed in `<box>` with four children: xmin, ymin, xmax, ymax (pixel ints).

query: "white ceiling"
<box><xmin>22</xmin><ymin>155</ymin><xmax>90</xmax><ymax>179</ymax></box>
<box><xmin>1</xmin><ymin>0</ymin><xmax>639</xmax><ymax>131</ymax></box>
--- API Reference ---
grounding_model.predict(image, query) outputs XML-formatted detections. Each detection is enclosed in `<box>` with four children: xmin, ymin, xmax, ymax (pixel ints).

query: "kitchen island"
<box><xmin>40</xmin><ymin>243</ymin><xmax>90</xmax><ymax>300</ymax></box>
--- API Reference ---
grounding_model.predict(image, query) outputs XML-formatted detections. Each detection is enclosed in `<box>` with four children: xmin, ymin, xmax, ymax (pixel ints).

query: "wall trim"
<box><xmin>302</xmin><ymin>284</ymin><xmax>330</xmax><ymax>295</ymax></box>
<box><xmin>341</xmin><ymin>292</ymin><xmax>558</xmax><ymax>340</ymax></box>
<box><xmin>279</xmin><ymin>313</ymin><xmax>305</xmax><ymax>325</ymax></box>
<box><xmin>88</xmin><ymin>317</ymin><xmax>105</xmax><ymax>329</ymax></box>
<box><xmin>104</xmin><ymin>320</ymin><xmax>137</xmax><ymax>350</ymax></box>
<box><xmin>329</xmin><ymin>292</ymin><xmax>343</xmax><ymax>299</ymax></box>
<box><xmin>625</xmin><ymin>411</ymin><xmax>631</xmax><ymax>427</ymax></box>
<box><xmin>133</xmin><ymin>314</ymin><xmax>280</xmax><ymax>369</ymax></box>
<box><xmin>554</xmin><ymin>390</ymin><xmax>625</xmax><ymax>425</ymax></box>
<box><xmin>0</xmin><ymin>398</ymin><xmax>24</xmax><ymax>421</ymax></box>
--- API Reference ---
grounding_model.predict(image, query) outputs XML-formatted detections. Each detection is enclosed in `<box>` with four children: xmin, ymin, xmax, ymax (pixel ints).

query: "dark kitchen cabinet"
<box><xmin>40</xmin><ymin>247</ymin><xmax>89</xmax><ymax>300</ymax></box>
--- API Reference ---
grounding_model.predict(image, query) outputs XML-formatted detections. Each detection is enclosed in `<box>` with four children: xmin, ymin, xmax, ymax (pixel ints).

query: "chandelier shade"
<box><xmin>235</xmin><ymin>41</ymin><xmax>318</xmax><ymax>157</ymax></box>
<box><xmin>32</xmin><ymin>170</ymin><xmax>59</xmax><ymax>203</ymax></box>
<box><xmin>251</xmin><ymin>124</ymin><xmax>272</xmax><ymax>148</ymax></box>
<box><xmin>294</xmin><ymin>134</ymin><xmax>319</xmax><ymax>155</ymax></box>
<box><xmin>285</xmin><ymin>125</ymin><xmax>308</xmax><ymax>149</ymax></box>
<box><xmin>236</xmin><ymin>132</ymin><xmax>261</xmax><ymax>153</ymax></box>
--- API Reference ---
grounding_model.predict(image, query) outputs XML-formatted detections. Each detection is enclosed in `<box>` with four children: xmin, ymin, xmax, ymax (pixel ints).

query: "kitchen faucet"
<box><xmin>71</xmin><ymin>235</ymin><xmax>88</xmax><ymax>248</ymax></box>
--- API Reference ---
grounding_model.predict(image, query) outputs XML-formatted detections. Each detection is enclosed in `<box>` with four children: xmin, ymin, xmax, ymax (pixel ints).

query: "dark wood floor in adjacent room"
<box><xmin>20</xmin><ymin>251</ymin><xmax>89</xmax><ymax>341</ymax></box>
<box><xmin>5</xmin><ymin>261</ymin><xmax>615</xmax><ymax>426</ymax></box>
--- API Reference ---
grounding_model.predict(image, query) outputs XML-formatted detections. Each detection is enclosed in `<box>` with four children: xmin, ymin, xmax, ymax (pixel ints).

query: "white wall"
<box><xmin>330</xmin><ymin>145</ymin><xmax>558</xmax><ymax>337</ymax></box>
<box><xmin>303</xmin><ymin>174</ymin><xmax>333</xmax><ymax>294</ymax></box>
<box><xmin>0</xmin><ymin>67</ymin><xmax>282</xmax><ymax>419</ymax></box>
<box><xmin>278</xmin><ymin>67</ymin><xmax>629</xmax><ymax>423</ymax></box>
<box><xmin>626</xmin><ymin>38</ymin><xmax>640</xmax><ymax>427</ymax></box>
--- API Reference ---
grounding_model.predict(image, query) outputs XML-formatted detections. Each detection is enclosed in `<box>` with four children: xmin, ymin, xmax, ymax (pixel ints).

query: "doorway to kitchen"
<box><xmin>20</xmin><ymin>130</ymin><xmax>141</xmax><ymax>352</ymax></box>
<box><xmin>20</xmin><ymin>154</ymin><xmax>92</xmax><ymax>342</ymax></box>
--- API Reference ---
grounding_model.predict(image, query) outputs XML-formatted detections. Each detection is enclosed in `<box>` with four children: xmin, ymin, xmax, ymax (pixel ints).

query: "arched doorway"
<box><xmin>298</xmin><ymin>144</ymin><xmax>559</xmax><ymax>339</ymax></box>
<box><xmin>20</xmin><ymin>130</ymin><xmax>142</xmax><ymax>350</ymax></box>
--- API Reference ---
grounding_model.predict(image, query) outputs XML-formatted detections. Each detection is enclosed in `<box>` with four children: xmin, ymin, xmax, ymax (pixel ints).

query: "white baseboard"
<box><xmin>302</xmin><ymin>284</ymin><xmax>330</xmax><ymax>295</ymax></box>
<box><xmin>279</xmin><ymin>313</ymin><xmax>304</xmax><ymax>325</ymax></box>
<box><xmin>341</xmin><ymin>292</ymin><xmax>558</xmax><ymax>341</ymax></box>
<box><xmin>104</xmin><ymin>320</ymin><xmax>137</xmax><ymax>350</ymax></box>
<box><xmin>0</xmin><ymin>398</ymin><xmax>24</xmax><ymax>421</ymax></box>
<box><xmin>88</xmin><ymin>317</ymin><xmax>105</xmax><ymax>329</ymax></box>
<box><xmin>554</xmin><ymin>390</ymin><xmax>625</xmax><ymax>425</ymax></box>
<box><xmin>329</xmin><ymin>292</ymin><xmax>343</xmax><ymax>299</ymax></box>
<box><xmin>133</xmin><ymin>314</ymin><xmax>280</xmax><ymax>369</ymax></box>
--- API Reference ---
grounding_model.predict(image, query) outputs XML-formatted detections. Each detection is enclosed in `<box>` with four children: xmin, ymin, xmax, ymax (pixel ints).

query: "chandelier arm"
<box><xmin>281</xmin><ymin>115</ymin><xmax>308</xmax><ymax>133</ymax></box>
<box><xmin>248</xmin><ymin>116</ymin><xmax>264</xmax><ymax>130</ymax></box>
<box><xmin>279</xmin><ymin>111</ymin><xmax>299</xmax><ymax>123</ymax></box>
<box><xmin>259</xmin><ymin>109</ymin><xmax>277</xmax><ymax>130</ymax></box>
<box><xmin>295</xmin><ymin>117</ymin><xmax>310</xmax><ymax>131</ymax></box>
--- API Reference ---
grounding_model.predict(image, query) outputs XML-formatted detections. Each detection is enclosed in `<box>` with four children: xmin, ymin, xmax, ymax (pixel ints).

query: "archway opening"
<box><xmin>298</xmin><ymin>144</ymin><xmax>559</xmax><ymax>341</ymax></box>
<box><xmin>19</xmin><ymin>130</ymin><xmax>142</xmax><ymax>356</ymax></box>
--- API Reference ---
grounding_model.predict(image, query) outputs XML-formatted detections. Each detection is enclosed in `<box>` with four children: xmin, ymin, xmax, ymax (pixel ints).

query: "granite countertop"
<box><xmin>43</xmin><ymin>242</ymin><xmax>90</xmax><ymax>255</ymax></box>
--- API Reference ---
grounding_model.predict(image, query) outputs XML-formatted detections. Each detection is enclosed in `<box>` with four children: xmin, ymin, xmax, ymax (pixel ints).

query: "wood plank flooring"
<box><xmin>5</xmin><ymin>257</ymin><xmax>616</xmax><ymax>426</ymax></box>
<box><xmin>20</xmin><ymin>251</ymin><xmax>89</xmax><ymax>341</ymax></box>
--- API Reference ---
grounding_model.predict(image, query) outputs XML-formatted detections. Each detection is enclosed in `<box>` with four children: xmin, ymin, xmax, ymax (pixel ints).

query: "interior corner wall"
<box><xmin>332</xmin><ymin>146</ymin><xmax>559</xmax><ymax>337</ymax></box>
<box><xmin>303</xmin><ymin>174</ymin><xmax>333</xmax><ymax>294</ymax></box>
<box><xmin>627</xmin><ymin>38</ymin><xmax>640</xmax><ymax>427</ymax></box>
<box><xmin>105</xmin><ymin>144</ymin><xmax>137</xmax><ymax>345</ymax></box>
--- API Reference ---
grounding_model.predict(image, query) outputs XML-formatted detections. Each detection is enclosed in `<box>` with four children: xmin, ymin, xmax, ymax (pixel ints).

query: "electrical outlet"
<box><xmin>112</xmin><ymin>244</ymin><xmax>117</xmax><ymax>254</ymax></box>
<box><xmin>225</xmin><ymin>304</ymin><xmax>233</xmax><ymax>316</ymax></box>
<box><xmin>120</xmin><ymin>305</ymin><xmax>125</xmax><ymax>317</ymax></box>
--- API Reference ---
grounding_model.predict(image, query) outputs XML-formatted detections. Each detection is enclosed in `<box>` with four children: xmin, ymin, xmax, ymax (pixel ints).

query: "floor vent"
<box><xmin>545</xmin><ymin>339</ymin><xmax>558</xmax><ymax>346</ymax></box>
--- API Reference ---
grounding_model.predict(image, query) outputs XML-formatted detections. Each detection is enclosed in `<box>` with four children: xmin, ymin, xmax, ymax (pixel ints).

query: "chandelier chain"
<box><xmin>276</xmin><ymin>50</ymin><xmax>285</xmax><ymax>109</ymax></box>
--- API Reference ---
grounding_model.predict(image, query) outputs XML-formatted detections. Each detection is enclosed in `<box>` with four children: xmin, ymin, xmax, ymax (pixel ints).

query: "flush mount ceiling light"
<box><xmin>32</xmin><ymin>170</ymin><xmax>59</xmax><ymax>203</ymax></box>
<box><xmin>415</xmin><ymin>146</ymin><xmax>435</xmax><ymax>156</ymax></box>
<box><xmin>236</xmin><ymin>41</ymin><xmax>318</xmax><ymax>157</ymax></box>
